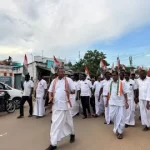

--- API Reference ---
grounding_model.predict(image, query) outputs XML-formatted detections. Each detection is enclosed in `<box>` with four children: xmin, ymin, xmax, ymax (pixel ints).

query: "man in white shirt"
<box><xmin>106</xmin><ymin>71</ymin><xmax>129</xmax><ymax>139</ymax></box>
<box><xmin>79</xmin><ymin>74</ymin><xmax>92</xmax><ymax>119</ymax></box>
<box><xmin>33</xmin><ymin>73</ymin><xmax>47</xmax><ymax>118</ymax></box>
<box><xmin>70</xmin><ymin>75</ymin><xmax>80</xmax><ymax>117</ymax></box>
<box><xmin>17</xmin><ymin>74</ymin><xmax>34</xmax><ymax>118</ymax></box>
<box><xmin>46</xmin><ymin>67</ymin><xmax>75</xmax><ymax>150</ymax></box>
<box><xmin>124</xmin><ymin>72</ymin><xmax>136</xmax><ymax>127</ymax></box>
<box><xmin>94</xmin><ymin>76</ymin><xmax>103</xmax><ymax>117</ymax></box>
<box><xmin>136</xmin><ymin>70</ymin><xmax>150</xmax><ymax>131</ymax></box>
<box><xmin>101</xmin><ymin>71</ymin><xmax>112</xmax><ymax>124</ymax></box>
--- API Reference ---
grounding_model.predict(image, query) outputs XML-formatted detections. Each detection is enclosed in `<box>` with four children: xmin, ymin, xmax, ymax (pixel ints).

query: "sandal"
<box><xmin>117</xmin><ymin>134</ymin><xmax>123</xmax><ymax>139</ymax></box>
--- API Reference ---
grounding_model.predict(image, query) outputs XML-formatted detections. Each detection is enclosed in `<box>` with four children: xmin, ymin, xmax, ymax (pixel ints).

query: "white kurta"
<box><xmin>48</xmin><ymin>77</ymin><xmax>75</xmax><ymax>146</ymax></box>
<box><xmin>94</xmin><ymin>81</ymin><xmax>104</xmax><ymax>115</ymax></box>
<box><xmin>124</xmin><ymin>79</ymin><xmax>136</xmax><ymax>126</ymax></box>
<box><xmin>101</xmin><ymin>79</ymin><xmax>112</xmax><ymax>124</ymax></box>
<box><xmin>33</xmin><ymin>79</ymin><xmax>47</xmax><ymax>117</ymax></box>
<box><xmin>70</xmin><ymin>81</ymin><xmax>80</xmax><ymax>117</ymax></box>
<box><xmin>109</xmin><ymin>81</ymin><xmax>127</xmax><ymax>134</ymax></box>
<box><xmin>137</xmin><ymin>78</ymin><xmax>150</xmax><ymax>127</ymax></box>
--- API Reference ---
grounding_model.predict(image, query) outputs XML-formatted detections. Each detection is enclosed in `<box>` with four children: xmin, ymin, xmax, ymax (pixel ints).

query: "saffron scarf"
<box><xmin>52</xmin><ymin>77</ymin><xmax>72</xmax><ymax>108</ymax></box>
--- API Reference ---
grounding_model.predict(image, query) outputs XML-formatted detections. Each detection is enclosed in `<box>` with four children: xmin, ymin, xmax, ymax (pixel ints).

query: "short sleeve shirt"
<box><xmin>23</xmin><ymin>80</ymin><xmax>34</xmax><ymax>96</ymax></box>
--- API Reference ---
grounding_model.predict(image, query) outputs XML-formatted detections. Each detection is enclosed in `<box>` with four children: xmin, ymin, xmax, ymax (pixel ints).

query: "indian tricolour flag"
<box><xmin>53</xmin><ymin>56</ymin><xmax>61</xmax><ymax>67</ymax></box>
<box><xmin>51</xmin><ymin>65</ymin><xmax>55</xmax><ymax>74</ymax></box>
<box><xmin>85</xmin><ymin>66</ymin><xmax>90</xmax><ymax>78</ymax></box>
<box><xmin>23</xmin><ymin>54</ymin><xmax>28</xmax><ymax>75</ymax></box>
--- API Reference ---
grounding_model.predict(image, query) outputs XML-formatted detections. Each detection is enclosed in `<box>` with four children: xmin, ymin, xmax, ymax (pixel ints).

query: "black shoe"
<box><xmin>70</xmin><ymin>134</ymin><xmax>75</xmax><ymax>143</ymax></box>
<box><xmin>45</xmin><ymin>145</ymin><xmax>57</xmax><ymax>150</ymax></box>
<box><xmin>28</xmin><ymin>115</ymin><xmax>32</xmax><ymax>118</ymax></box>
<box><xmin>143</xmin><ymin>126</ymin><xmax>149</xmax><ymax>131</ymax></box>
<box><xmin>17</xmin><ymin>115</ymin><xmax>24</xmax><ymax>119</ymax></box>
<box><xmin>104</xmin><ymin>121</ymin><xmax>107</xmax><ymax>124</ymax></box>
<box><xmin>94</xmin><ymin>114</ymin><xmax>99</xmax><ymax>118</ymax></box>
<box><xmin>125</xmin><ymin>124</ymin><xmax>129</xmax><ymax>128</ymax></box>
<box><xmin>76</xmin><ymin>113</ymin><xmax>79</xmax><ymax>116</ymax></box>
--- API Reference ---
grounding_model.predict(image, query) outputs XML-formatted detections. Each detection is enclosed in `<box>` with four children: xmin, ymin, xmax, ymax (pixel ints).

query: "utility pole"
<box><xmin>79</xmin><ymin>51</ymin><xmax>80</xmax><ymax>60</ymax></box>
<box><xmin>42</xmin><ymin>50</ymin><xmax>44</xmax><ymax>62</ymax></box>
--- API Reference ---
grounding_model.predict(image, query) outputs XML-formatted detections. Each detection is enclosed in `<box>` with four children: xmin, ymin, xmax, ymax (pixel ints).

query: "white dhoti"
<box><xmin>33</xmin><ymin>97</ymin><xmax>45</xmax><ymax>117</ymax></box>
<box><xmin>50</xmin><ymin>109</ymin><xmax>74</xmax><ymax>146</ymax></box>
<box><xmin>95</xmin><ymin>95</ymin><xmax>104</xmax><ymax>116</ymax></box>
<box><xmin>103</xmin><ymin>97</ymin><xmax>110</xmax><ymax>124</ymax></box>
<box><xmin>139</xmin><ymin>100</ymin><xmax>150</xmax><ymax>127</ymax></box>
<box><xmin>125</xmin><ymin>99</ymin><xmax>135</xmax><ymax>126</ymax></box>
<box><xmin>70</xmin><ymin>94</ymin><xmax>79</xmax><ymax>117</ymax></box>
<box><xmin>109</xmin><ymin>105</ymin><xmax>126</xmax><ymax>134</ymax></box>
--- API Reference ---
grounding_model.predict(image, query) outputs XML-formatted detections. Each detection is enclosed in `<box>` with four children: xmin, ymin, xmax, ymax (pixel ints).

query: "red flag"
<box><xmin>85</xmin><ymin>66</ymin><xmax>90</xmax><ymax>78</ymax></box>
<box><xmin>23</xmin><ymin>54</ymin><xmax>28</xmax><ymax>75</ymax></box>
<box><xmin>100</xmin><ymin>58</ymin><xmax>106</xmax><ymax>70</ymax></box>
<box><xmin>53</xmin><ymin>56</ymin><xmax>60</xmax><ymax>67</ymax></box>
<box><xmin>147</xmin><ymin>68</ymin><xmax>150</xmax><ymax>77</ymax></box>
<box><xmin>111</xmin><ymin>62</ymin><xmax>114</xmax><ymax>71</ymax></box>
<box><xmin>100</xmin><ymin>59</ymin><xmax>104</xmax><ymax>68</ymax></box>
<box><xmin>122</xmin><ymin>64</ymin><xmax>126</xmax><ymax>70</ymax></box>
<box><xmin>51</xmin><ymin>65</ymin><xmax>55</xmax><ymax>74</ymax></box>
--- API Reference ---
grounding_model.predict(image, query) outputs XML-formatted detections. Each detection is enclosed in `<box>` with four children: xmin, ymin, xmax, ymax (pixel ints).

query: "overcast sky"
<box><xmin>0</xmin><ymin>0</ymin><xmax>150</xmax><ymax>67</ymax></box>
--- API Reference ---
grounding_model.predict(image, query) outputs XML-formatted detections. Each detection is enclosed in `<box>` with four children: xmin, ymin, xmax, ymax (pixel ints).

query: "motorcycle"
<box><xmin>0</xmin><ymin>91</ymin><xmax>16</xmax><ymax>113</ymax></box>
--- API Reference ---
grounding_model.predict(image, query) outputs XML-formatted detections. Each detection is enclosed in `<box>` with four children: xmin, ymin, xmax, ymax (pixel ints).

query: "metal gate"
<box><xmin>14</xmin><ymin>74</ymin><xmax>22</xmax><ymax>89</ymax></box>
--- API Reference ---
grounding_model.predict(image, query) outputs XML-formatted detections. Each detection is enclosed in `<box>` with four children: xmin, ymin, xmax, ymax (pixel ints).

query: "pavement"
<box><xmin>0</xmin><ymin>106</ymin><xmax>150</xmax><ymax>150</ymax></box>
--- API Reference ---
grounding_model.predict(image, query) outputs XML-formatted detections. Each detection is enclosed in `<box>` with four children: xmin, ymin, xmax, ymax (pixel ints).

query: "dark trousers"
<box><xmin>45</xmin><ymin>93</ymin><xmax>49</xmax><ymax>107</ymax></box>
<box><xmin>81</xmin><ymin>96</ymin><xmax>91</xmax><ymax>117</ymax></box>
<box><xmin>90</xmin><ymin>96</ymin><xmax>95</xmax><ymax>114</ymax></box>
<box><xmin>20</xmin><ymin>96</ymin><xmax>33</xmax><ymax>116</ymax></box>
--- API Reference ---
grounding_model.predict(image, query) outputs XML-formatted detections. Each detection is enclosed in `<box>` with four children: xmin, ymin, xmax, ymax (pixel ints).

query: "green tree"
<box><xmin>72</xmin><ymin>50</ymin><xmax>109</xmax><ymax>76</ymax></box>
<box><xmin>65</xmin><ymin>61</ymin><xmax>72</xmax><ymax>67</ymax></box>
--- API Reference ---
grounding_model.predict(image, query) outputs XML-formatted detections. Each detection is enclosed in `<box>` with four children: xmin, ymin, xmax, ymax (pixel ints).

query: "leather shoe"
<box><xmin>45</xmin><ymin>145</ymin><xmax>57</xmax><ymax>150</ymax></box>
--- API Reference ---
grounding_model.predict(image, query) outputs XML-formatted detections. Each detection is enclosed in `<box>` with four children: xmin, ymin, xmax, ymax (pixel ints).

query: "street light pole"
<box><xmin>30</xmin><ymin>53</ymin><xmax>34</xmax><ymax>81</ymax></box>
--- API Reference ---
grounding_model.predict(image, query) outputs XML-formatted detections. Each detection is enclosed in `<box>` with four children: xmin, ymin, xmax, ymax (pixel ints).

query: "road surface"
<box><xmin>0</xmin><ymin>106</ymin><xmax>150</xmax><ymax>150</ymax></box>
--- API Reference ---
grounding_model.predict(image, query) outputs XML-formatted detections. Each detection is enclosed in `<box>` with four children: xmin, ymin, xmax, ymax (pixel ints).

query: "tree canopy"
<box><xmin>72</xmin><ymin>50</ymin><xmax>109</xmax><ymax>76</ymax></box>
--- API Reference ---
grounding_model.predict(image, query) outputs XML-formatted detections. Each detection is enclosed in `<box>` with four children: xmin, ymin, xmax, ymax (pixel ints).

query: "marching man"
<box><xmin>106</xmin><ymin>71</ymin><xmax>129</xmax><ymax>139</ymax></box>
<box><xmin>33</xmin><ymin>73</ymin><xmax>47</xmax><ymax>118</ymax></box>
<box><xmin>70</xmin><ymin>75</ymin><xmax>80</xmax><ymax>117</ymax></box>
<box><xmin>46</xmin><ymin>67</ymin><xmax>75</xmax><ymax>150</ymax></box>
<box><xmin>136</xmin><ymin>70</ymin><xmax>150</xmax><ymax>131</ymax></box>
<box><xmin>100</xmin><ymin>71</ymin><xmax>112</xmax><ymax>124</ymax></box>
<box><xmin>124</xmin><ymin>72</ymin><xmax>136</xmax><ymax>127</ymax></box>
<box><xmin>79</xmin><ymin>74</ymin><xmax>92</xmax><ymax>119</ymax></box>
<box><xmin>94</xmin><ymin>76</ymin><xmax>103</xmax><ymax>117</ymax></box>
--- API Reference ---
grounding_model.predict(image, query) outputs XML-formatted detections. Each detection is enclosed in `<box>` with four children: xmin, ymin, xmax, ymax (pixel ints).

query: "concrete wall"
<box><xmin>13</xmin><ymin>62</ymin><xmax>38</xmax><ymax>86</ymax></box>
<box><xmin>0</xmin><ymin>65</ymin><xmax>14</xmax><ymax>87</ymax></box>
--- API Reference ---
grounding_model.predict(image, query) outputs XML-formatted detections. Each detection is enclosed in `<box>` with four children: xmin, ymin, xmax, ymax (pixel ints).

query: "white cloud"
<box><xmin>0</xmin><ymin>0</ymin><xmax>150</xmax><ymax>62</ymax></box>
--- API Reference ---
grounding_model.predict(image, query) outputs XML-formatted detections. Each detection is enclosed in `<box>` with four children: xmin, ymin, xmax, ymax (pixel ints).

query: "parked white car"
<box><xmin>0</xmin><ymin>82</ymin><xmax>23</xmax><ymax>108</ymax></box>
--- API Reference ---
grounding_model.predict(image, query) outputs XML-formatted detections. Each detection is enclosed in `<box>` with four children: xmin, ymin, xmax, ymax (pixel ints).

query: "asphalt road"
<box><xmin>0</xmin><ymin>106</ymin><xmax>150</xmax><ymax>150</ymax></box>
